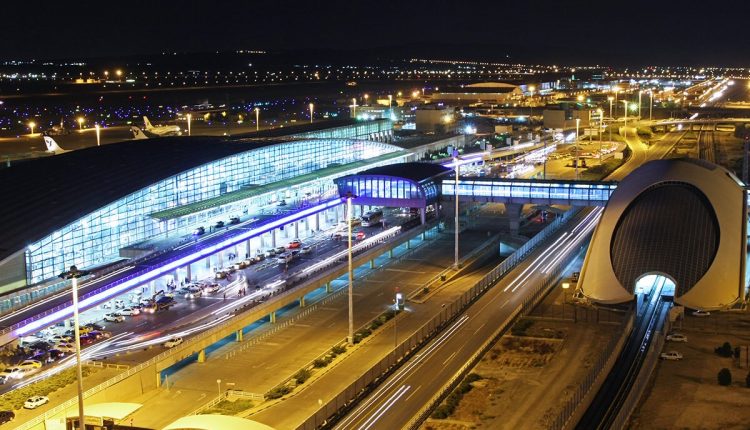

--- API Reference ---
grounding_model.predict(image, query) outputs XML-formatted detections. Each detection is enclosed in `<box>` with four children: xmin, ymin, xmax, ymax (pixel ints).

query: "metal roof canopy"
<box><xmin>162</xmin><ymin>414</ymin><xmax>276</xmax><ymax>430</ymax></box>
<box><xmin>61</xmin><ymin>402</ymin><xmax>142</xmax><ymax>420</ymax></box>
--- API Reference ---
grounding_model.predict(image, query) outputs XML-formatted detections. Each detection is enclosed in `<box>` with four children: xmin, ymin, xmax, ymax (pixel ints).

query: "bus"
<box><xmin>361</xmin><ymin>209</ymin><xmax>384</xmax><ymax>227</ymax></box>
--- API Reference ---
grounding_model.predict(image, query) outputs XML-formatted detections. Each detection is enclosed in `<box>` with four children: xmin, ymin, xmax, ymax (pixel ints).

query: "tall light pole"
<box><xmin>309</xmin><ymin>103</ymin><xmax>314</xmax><ymax>124</ymax></box>
<box><xmin>608</xmin><ymin>96</ymin><xmax>614</xmax><ymax>143</ymax></box>
<box><xmin>351</xmin><ymin>98</ymin><xmax>357</xmax><ymax>119</ymax></box>
<box><xmin>186</xmin><ymin>113</ymin><xmax>192</xmax><ymax>136</ymax></box>
<box><xmin>576</xmin><ymin>118</ymin><xmax>581</xmax><ymax>181</ymax></box>
<box><xmin>453</xmin><ymin>150</ymin><xmax>460</xmax><ymax>269</ymax></box>
<box><xmin>28</xmin><ymin>121</ymin><xmax>35</xmax><ymax>136</ymax></box>
<box><xmin>59</xmin><ymin>266</ymin><xmax>89</xmax><ymax>430</ymax></box>
<box><xmin>597</xmin><ymin>108</ymin><xmax>603</xmax><ymax>164</ymax></box>
<box><xmin>216</xmin><ymin>379</ymin><xmax>222</xmax><ymax>396</ymax></box>
<box><xmin>77</xmin><ymin>117</ymin><xmax>84</xmax><ymax>130</ymax></box>
<box><xmin>621</xmin><ymin>100</ymin><xmax>629</xmax><ymax>129</ymax></box>
<box><xmin>346</xmin><ymin>193</ymin><xmax>355</xmax><ymax>345</ymax></box>
<box><xmin>638</xmin><ymin>90</ymin><xmax>643</xmax><ymax>119</ymax></box>
<box><xmin>649</xmin><ymin>90</ymin><xmax>653</xmax><ymax>121</ymax></box>
<box><xmin>94</xmin><ymin>124</ymin><xmax>101</xmax><ymax>146</ymax></box>
<box><xmin>528</xmin><ymin>85</ymin><xmax>536</xmax><ymax>125</ymax></box>
<box><xmin>255</xmin><ymin>107</ymin><xmax>260</xmax><ymax>132</ymax></box>
<box><xmin>388</xmin><ymin>94</ymin><xmax>393</xmax><ymax>119</ymax></box>
<box><xmin>613</xmin><ymin>87</ymin><xmax>620</xmax><ymax>118</ymax></box>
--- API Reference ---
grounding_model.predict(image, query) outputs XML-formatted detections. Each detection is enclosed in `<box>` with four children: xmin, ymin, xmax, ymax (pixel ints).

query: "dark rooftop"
<box><xmin>0</xmin><ymin>136</ymin><xmax>277</xmax><ymax>262</ymax></box>
<box><xmin>231</xmin><ymin>118</ymin><xmax>385</xmax><ymax>139</ymax></box>
<box><xmin>355</xmin><ymin>162</ymin><xmax>452</xmax><ymax>183</ymax></box>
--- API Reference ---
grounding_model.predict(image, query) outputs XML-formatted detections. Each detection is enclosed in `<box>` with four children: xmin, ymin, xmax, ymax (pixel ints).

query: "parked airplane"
<box><xmin>143</xmin><ymin>116</ymin><xmax>181</xmax><ymax>136</ymax></box>
<box><xmin>43</xmin><ymin>135</ymin><xmax>69</xmax><ymax>155</ymax></box>
<box><xmin>130</xmin><ymin>126</ymin><xmax>149</xmax><ymax>140</ymax></box>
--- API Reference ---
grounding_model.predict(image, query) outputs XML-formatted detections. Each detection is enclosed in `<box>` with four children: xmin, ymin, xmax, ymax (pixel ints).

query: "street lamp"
<box><xmin>649</xmin><ymin>90</ymin><xmax>654</xmax><ymax>121</ymax></box>
<box><xmin>453</xmin><ymin>150</ymin><xmax>460</xmax><ymax>269</ymax></box>
<box><xmin>621</xmin><ymin>100</ymin><xmax>629</xmax><ymax>129</ymax></box>
<box><xmin>597</xmin><ymin>108</ymin><xmax>603</xmax><ymax>164</ymax></box>
<box><xmin>346</xmin><ymin>192</ymin><xmax>355</xmax><ymax>345</ymax></box>
<box><xmin>351</xmin><ymin>98</ymin><xmax>357</xmax><ymax>119</ymax></box>
<box><xmin>607</xmin><ymin>96</ymin><xmax>614</xmax><ymax>144</ymax></box>
<box><xmin>77</xmin><ymin>117</ymin><xmax>84</xmax><ymax>130</ymax></box>
<box><xmin>562</xmin><ymin>282</ymin><xmax>570</xmax><ymax>319</ymax></box>
<box><xmin>186</xmin><ymin>113</ymin><xmax>192</xmax><ymax>136</ymax></box>
<box><xmin>254</xmin><ymin>107</ymin><xmax>260</xmax><ymax>132</ymax></box>
<box><xmin>363</xmin><ymin>93</ymin><xmax>369</xmax><ymax>105</ymax></box>
<box><xmin>95</xmin><ymin>123</ymin><xmax>100</xmax><ymax>146</ymax></box>
<box><xmin>28</xmin><ymin>121</ymin><xmax>35</xmax><ymax>135</ymax></box>
<box><xmin>309</xmin><ymin>103</ymin><xmax>314</xmax><ymax>124</ymax></box>
<box><xmin>638</xmin><ymin>90</ymin><xmax>643</xmax><ymax>119</ymax></box>
<box><xmin>388</xmin><ymin>94</ymin><xmax>393</xmax><ymax>119</ymax></box>
<box><xmin>216</xmin><ymin>379</ymin><xmax>222</xmax><ymax>396</ymax></box>
<box><xmin>576</xmin><ymin>118</ymin><xmax>581</xmax><ymax>181</ymax></box>
<box><xmin>528</xmin><ymin>85</ymin><xmax>536</xmax><ymax>124</ymax></box>
<box><xmin>59</xmin><ymin>265</ymin><xmax>90</xmax><ymax>430</ymax></box>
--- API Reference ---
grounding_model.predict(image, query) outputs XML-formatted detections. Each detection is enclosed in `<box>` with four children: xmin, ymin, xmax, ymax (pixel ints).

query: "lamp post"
<box><xmin>351</xmin><ymin>98</ymin><xmax>357</xmax><ymax>119</ymax></box>
<box><xmin>649</xmin><ymin>90</ymin><xmax>653</xmax><ymax>121</ymax></box>
<box><xmin>28</xmin><ymin>121</ymin><xmax>35</xmax><ymax>136</ymax></box>
<box><xmin>597</xmin><ymin>108</ymin><xmax>603</xmax><ymax>164</ymax></box>
<box><xmin>254</xmin><ymin>107</ymin><xmax>260</xmax><ymax>132</ymax></box>
<box><xmin>77</xmin><ymin>117</ymin><xmax>84</xmax><ymax>130</ymax></box>
<box><xmin>216</xmin><ymin>379</ymin><xmax>222</xmax><ymax>396</ymax></box>
<box><xmin>528</xmin><ymin>85</ymin><xmax>536</xmax><ymax>125</ymax></box>
<box><xmin>576</xmin><ymin>118</ymin><xmax>581</xmax><ymax>181</ymax></box>
<box><xmin>59</xmin><ymin>265</ymin><xmax>89</xmax><ymax>430</ymax></box>
<box><xmin>346</xmin><ymin>193</ymin><xmax>355</xmax><ymax>345</ymax></box>
<box><xmin>453</xmin><ymin>150</ymin><xmax>460</xmax><ymax>269</ymax></box>
<box><xmin>638</xmin><ymin>90</ymin><xmax>643</xmax><ymax>119</ymax></box>
<box><xmin>309</xmin><ymin>103</ymin><xmax>314</xmax><ymax>124</ymax></box>
<box><xmin>388</xmin><ymin>94</ymin><xmax>393</xmax><ymax>119</ymax></box>
<box><xmin>621</xmin><ymin>100</ymin><xmax>629</xmax><ymax>129</ymax></box>
<box><xmin>186</xmin><ymin>113</ymin><xmax>192</xmax><ymax>136</ymax></box>
<box><xmin>562</xmin><ymin>282</ymin><xmax>570</xmax><ymax>319</ymax></box>
<box><xmin>94</xmin><ymin>123</ymin><xmax>100</xmax><ymax>146</ymax></box>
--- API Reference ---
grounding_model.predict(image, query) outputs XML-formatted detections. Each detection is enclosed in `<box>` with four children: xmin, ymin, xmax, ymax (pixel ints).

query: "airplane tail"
<box><xmin>143</xmin><ymin>116</ymin><xmax>154</xmax><ymax>130</ymax></box>
<box><xmin>130</xmin><ymin>126</ymin><xmax>149</xmax><ymax>140</ymax></box>
<box><xmin>43</xmin><ymin>135</ymin><xmax>67</xmax><ymax>154</ymax></box>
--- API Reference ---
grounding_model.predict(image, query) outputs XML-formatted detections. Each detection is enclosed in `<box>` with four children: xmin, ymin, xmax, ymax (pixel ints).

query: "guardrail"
<box><xmin>12</xmin><ymin>220</ymin><xmax>434</xmax><ymax>430</ymax></box>
<box><xmin>297</xmin><ymin>208</ymin><xmax>583</xmax><ymax>430</ymax></box>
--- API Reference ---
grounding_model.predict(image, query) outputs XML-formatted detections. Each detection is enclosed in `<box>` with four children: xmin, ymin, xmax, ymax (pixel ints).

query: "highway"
<box><xmin>330</xmin><ymin>208</ymin><xmax>602</xmax><ymax>429</ymax></box>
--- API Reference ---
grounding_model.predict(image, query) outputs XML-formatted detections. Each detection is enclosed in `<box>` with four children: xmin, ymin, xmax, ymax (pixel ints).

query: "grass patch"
<box><xmin>199</xmin><ymin>399</ymin><xmax>253</xmax><ymax>415</ymax></box>
<box><xmin>431</xmin><ymin>373</ymin><xmax>483</xmax><ymax>419</ymax></box>
<box><xmin>0</xmin><ymin>366</ymin><xmax>95</xmax><ymax>410</ymax></box>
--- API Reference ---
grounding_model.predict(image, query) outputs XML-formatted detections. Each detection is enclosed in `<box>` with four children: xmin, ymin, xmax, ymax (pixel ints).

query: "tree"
<box><xmin>718</xmin><ymin>368</ymin><xmax>732</xmax><ymax>386</ymax></box>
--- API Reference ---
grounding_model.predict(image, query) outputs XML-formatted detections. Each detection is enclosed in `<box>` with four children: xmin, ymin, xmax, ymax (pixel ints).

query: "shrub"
<box><xmin>718</xmin><ymin>368</ymin><xmax>732</xmax><ymax>386</ymax></box>
<box><xmin>266</xmin><ymin>386</ymin><xmax>291</xmax><ymax>399</ymax></box>
<box><xmin>294</xmin><ymin>369</ymin><xmax>311</xmax><ymax>385</ymax></box>
<box><xmin>511</xmin><ymin>319</ymin><xmax>534</xmax><ymax>336</ymax></box>
<box><xmin>715</xmin><ymin>342</ymin><xmax>733</xmax><ymax>357</ymax></box>
<box><xmin>331</xmin><ymin>345</ymin><xmax>346</xmax><ymax>355</ymax></box>
<box><xmin>313</xmin><ymin>358</ymin><xmax>330</xmax><ymax>368</ymax></box>
<box><xmin>429</xmin><ymin>374</ymin><xmax>482</xmax><ymax>419</ymax></box>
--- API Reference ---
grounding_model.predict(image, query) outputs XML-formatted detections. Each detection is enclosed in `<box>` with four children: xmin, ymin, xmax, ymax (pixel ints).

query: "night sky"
<box><xmin>3</xmin><ymin>0</ymin><xmax>749</xmax><ymax>65</ymax></box>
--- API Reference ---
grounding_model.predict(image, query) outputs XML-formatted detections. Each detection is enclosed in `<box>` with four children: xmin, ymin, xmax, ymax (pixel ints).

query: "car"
<box><xmin>46</xmin><ymin>349</ymin><xmax>66</xmax><ymax>362</ymax></box>
<box><xmin>692</xmin><ymin>310</ymin><xmax>711</xmax><ymax>317</ymax></box>
<box><xmin>215</xmin><ymin>220</ymin><xmax>225</xmax><ymax>228</ymax></box>
<box><xmin>300</xmin><ymin>245</ymin><xmax>312</xmax><ymax>254</ymax></box>
<box><xmin>17</xmin><ymin>360</ymin><xmax>42</xmax><ymax>370</ymax></box>
<box><xmin>113</xmin><ymin>299</ymin><xmax>125</xmax><ymax>309</ymax></box>
<box><xmin>203</xmin><ymin>283</ymin><xmax>220</xmax><ymax>294</ymax></box>
<box><xmin>264</xmin><ymin>249</ymin><xmax>275</xmax><ymax>258</ymax></box>
<box><xmin>23</xmin><ymin>396</ymin><xmax>49</xmax><ymax>409</ymax></box>
<box><xmin>666</xmin><ymin>333</ymin><xmax>688</xmax><ymax>342</ymax></box>
<box><xmin>233</xmin><ymin>261</ymin><xmax>248</xmax><ymax>270</ymax></box>
<box><xmin>164</xmin><ymin>337</ymin><xmax>183</xmax><ymax>348</ymax></box>
<box><xmin>252</xmin><ymin>253</ymin><xmax>266</xmax><ymax>262</ymax></box>
<box><xmin>275</xmin><ymin>246</ymin><xmax>287</xmax><ymax>254</ymax></box>
<box><xmin>185</xmin><ymin>286</ymin><xmax>203</xmax><ymax>299</ymax></box>
<box><xmin>276</xmin><ymin>199</ymin><xmax>287</xmax><ymax>206</ymax></box>
<box><xmin>229</xmin><ymin>217</ymin><xmax>240</xmax><ymax>225</ymax></box>
<box><xmin>47</xmin><ymin>334</ymin><xmax>73</xmax><ymax>344</ymax></box>
<box><xmin>215</xmin><ymin>271</ymin><xmax>228</xmax><ymax>280</ymax></box>
<box><xmin>0</xmin><ymin>369</ymin><xmax>18</xmax><ymax>383</ymax></box>
<box><xmin>277</xmin><ymin>253</ymin><xmax>294</xmax><ymax>264</ymax></box>
<box><xmin>79</xmin><ymin>335</ymin><xmax>96</xmax><ymax>346</ymax></box>
<box><xmin>287</xmin><ymin>239</ymin><xmax>302</xmax><ymax>249</ymax></box>
<box><xmin>193</xmin><ymin>226</ymin><xmax>205</xmax><ymax>236</ymax></box>
<box><xmin>54</xmin><ymin>343</ymin><xmax>76</xmax><ymax>353</ymax></box>
<box><xmin>85</xmin><ymin>323</ymin><xmax>106</xmax><ymax>331</ymax></box>
<box><xmin>88</xmin><ymin>330</ymin><xmax>112</xmax><ymax>340</ymax></box>
<box><xmin>242</xmin><ymin>258</ymin><xmax>255</xmax><ymax>267</ymax></box>
<box><xmin>119</xmin><ymin>307</ymin><xmax>140</xmax><ymax>316</ymax></box>
<box><xmin>0</xmin><ymin>410</ymin><xmax>14</xmax><ymax>424</ymax></box>
<box><xmin>660</xmin><ymin>351</ymin><xmax>683</xmax><ymax>360</ymax></box>
<box><xmin>355</xmin><ymin>230</ymin><xmax>366</xmax><ymax>240</ymax></box>
<box><xmin>103</xmin><ymin>313</ymin><xmax>124</xmax><ymax>323</ymax></box>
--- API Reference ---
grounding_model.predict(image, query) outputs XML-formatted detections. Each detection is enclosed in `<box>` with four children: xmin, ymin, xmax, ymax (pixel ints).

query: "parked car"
<box><xmin>54</xmin><ymin>343</ymin><xmax>76</xmax><ymax>353</ymax></box>
<box><xmin>660</xmin><ymin>351</ymin><xmax>683</xmax><ymax>360</ymax></box>
<box><xmin>229</xmin><ymin>217</ymin><xmax>240</xmax><ymax>225</ymax></box>
<box><xmin>0</xmin><ymin>410</ymin><xmax>14</xmax><ymax>424</ymax></box>
<box><xmin>277</xmin><ymin>253</ymin><xmax>294</xmax><ymax>264</ymax></box>
<box><xmin>185</xmin><ymin>286</ymin><xmax>203</xmax><ymax>300</ymax></box>
<box><xmin>46</xmin><ymin>349</ymin><xmax>66</xmax><ymax>363</ymax></box>
<box><xmin>47</xmin><ymin>334</ymin><xmax>73</xmax><ymax>344</ymax></box>
<box><xmin>264</xmin><ymin>249</ymin><xmax>275</xmax><ymax>258</ymax></box>
<box><xmin>301</xmin><ymin>245</ymin><xmax>312</xmax><ymax>254</ymax></box>
<box><xmin>203</xmin><ymin>283</ymin><xmax>220</xmax><ymax>294</ymax></box>
<box><xmin>692</xmin><ymin>310</ymin><xmax>711</xmax><ymax>317</ymax></box>
<box><xmin>233</xmin><ymin>260</ymin><xmax>248</xmax><ymax>270</ymax></box>
<box><xmin>666</xmin><ymin>333</ymin><xmax>688</xmax><ymax>342</ymax></box>
<box><xmin>119</xmin><ymin>307</ymin><xmax>140</xmax><ymax>316</ymax></box>
<box><xmin>287</xmin><ymin>239</ymin><xmax>302</xmax><ymax>249</ymax></box>
<box><xmin>103</xmin><ymin>313</ymin><xmax>124</xmax><ymax>323</ymax></box>
<box><xmin>23</xmin><ymin>396</ymin><xmax>49</xmax><ymax>409</ymax></box>
<box><xmin>88</xmin><ymin>330</ymin><xmax>112</xmax><ymax>340</ymax></box>
<box><xmin>274</xmin><ymin>246</ymin><xmax>287</xmax><ymax>254</ymax></box>
<box><xmin>79</xmin><ymin>335</ymin><xmax>96</xmax><ymax>346</ymax></box>
<box><xmin>164</xmin><ymin>337</ymin><xmax>183</xmax><ymax>348</ymax></box>
<box><xmin>85</xmin><ymin>323</ymin><xmax>106</xmax><ymax>332</ymax></box>
<box><xmin>214</xmin><ymin>270</ymin><xmax>228</xmax><ymax>280</ymax></box>
<box><xmin>193</xmin><ymin>226</ymin><xmax>205</xmax><ymax>236</ymax></box>
<box><xmin>0</xmin><ymin>369</ymin><xmax>18</xmax><ymax>383</ymax></box>
<box><xmin>252</xmin><ymin>253</ymin><xmax>266</xmax><ymax>263</ymax></box>
<box><xmin>17</xmin><ymin>360</ymin><xmax>42</xmax><ymax>370</ymax></box>
<box><xmin>276</xmin><ymin>199</ymin><xmax>287</xmax><ymax>206</ymax></box>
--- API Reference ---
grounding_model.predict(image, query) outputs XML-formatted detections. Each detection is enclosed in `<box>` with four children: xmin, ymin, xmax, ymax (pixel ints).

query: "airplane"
<box><xmin>43</xmin><ymin>135</ymin><xmax>70</xmax><ymax>155</ymax></box>
<box><xmin>130</xmin><ymin>126</ymin><xmax>149</xmax><ymax>140</ymax></box>
<box><xmin>143</xmin><ymin>116</ymin><xmax>181</xmax><ymax>136</ymax></box>
<box><xmin>46</xmin><ymin>118</ymin><xmax>69</xmax><ymax>136</ymax></box>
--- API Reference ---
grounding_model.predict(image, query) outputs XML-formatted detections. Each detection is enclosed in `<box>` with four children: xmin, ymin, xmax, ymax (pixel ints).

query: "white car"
<box><xmin>23</xmin><ymin>396</ymin><xmax>49</xmax><ymax>409</ymax></box>
<box><xmin>185</xmin><ymin>287</ymin><xmax>202</xmax><ymax>300</ymax></box>
<box><xmin>103</xmin><ymin>313</ymin><xmax>125</xmax><ymax>323</ymax></box>
<box><xmin>666</xmin><ymin>333</ymin><xmax>688</xmax><ymax>342</ymax></box>
<box><xmin>55</xmin><ymin>343</ymin><xmax>76</xmax><ymax>353</ymax></box>
<box><xmin>47</xmin><ymin>334</ymin><xmax>73</xmax><ymax>344</ymax></box>
<box><xmin>17</xmin><ymin>360</ymin><xmax>42</xmax><ymax>370</ymax></box>
<box><xmin>119</xmin><ymin>307</ymin><xmax>140</xmax><ymax>316</ymax></box>
<box><xmin>692</xmin><ymin>310</ymin><xmax>711</xmax><ymax>317</ymax></box>
<box><xmin>300</xmin><ymin>245</ymin><xmax>312</xmax><ymax>254</ymax></box>
<box><xmin>660</xmin><ymin>351</ymin><xmax>683</xmax><ymax>360</ymax></box>
<box><xmin>164</xmin><ymin>337</ymin><xmax>183</xmax><ymax>348</ymax></box>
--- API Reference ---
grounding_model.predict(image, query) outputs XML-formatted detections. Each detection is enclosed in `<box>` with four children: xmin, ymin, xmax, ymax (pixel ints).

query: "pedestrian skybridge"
<box><xmin>441</xmin><ymin>178</ymin><xmax>618</xmax><ymax>207</ymax></box>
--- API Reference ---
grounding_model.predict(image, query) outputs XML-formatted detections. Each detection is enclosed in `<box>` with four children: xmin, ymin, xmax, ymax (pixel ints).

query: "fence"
<box><xmin>296</xmin><ymin>207</ymin><xmax>584</xmax><ymax>430</ymax></box>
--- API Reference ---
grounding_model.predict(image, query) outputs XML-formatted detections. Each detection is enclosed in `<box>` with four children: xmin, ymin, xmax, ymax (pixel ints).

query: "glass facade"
<box><xmin>335</xmin><ymin>176</ymin><xmax>441</xmax><ymax>207</ymax></box>
<box><xmin>292</xmin><ymin>120</ymin><xmax>392</xmax><ymax>141</ymax></box>
<box><xmin>26</xmin><ymin>138</ymin><xmax>401</xmax><ymax>284</ymax></box>
<box><xmin>442</xmin><ymin>179</ymin><xmax>617</xmax><ymax>204</ymax></box>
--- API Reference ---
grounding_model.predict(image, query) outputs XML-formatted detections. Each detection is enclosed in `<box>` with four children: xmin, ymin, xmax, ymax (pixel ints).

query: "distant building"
<box><xmin>542</xmin><ymin>106</ymin><xmax>592</xmax><ymax>130</ymax></box>
<box><xmin>415</xmin><ymin>106</ymin><xmax>456</xmax><ymax>133</ymax></box>
<box><xmin>432</xmin><ymin>82</ymin><xmax>522</xmax><ymax>105</ymax></box>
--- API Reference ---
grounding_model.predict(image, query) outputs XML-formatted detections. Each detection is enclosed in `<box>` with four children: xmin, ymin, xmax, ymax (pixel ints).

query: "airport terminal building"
<box><xmin>0</xmin><ymin>120</ymin><xmax>400</xmax><ymax>295</ymax></box>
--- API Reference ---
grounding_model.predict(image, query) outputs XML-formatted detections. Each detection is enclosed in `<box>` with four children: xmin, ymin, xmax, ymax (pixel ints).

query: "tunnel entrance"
<box><xmin>635</xmin><ymin>273</ymin><xmax>675</xmax><ymax>298</ymax></box>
